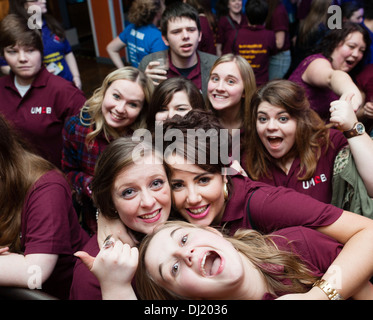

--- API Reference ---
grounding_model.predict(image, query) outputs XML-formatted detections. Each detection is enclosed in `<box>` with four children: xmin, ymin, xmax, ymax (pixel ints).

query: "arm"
<box><xmin>330</xmin><ymin>94</ymin><xmax>373</xmax><ymax>196</ymax></box>
<box><xmin>302</xmin><ymin>58</ymin><xmax>363</xmax><ymax>111</ymax></box>
<box><xmin>65</xmin><ymin>52</ymin><xmax>82</xmax><ymax>89</ymax></box>
<box><xmin>0</xmin><ymin>252</ymin><xmax>58</xmax><ymax>287</ymax></box>
<box><xmin>275</xmin><ymin>31</ymin><xmax>285</xmax><ymax>50</ymax></box>
<box><xmin>106</xmin><ymin>36</ymin><xmax>126</xmax><ymax>69</ymax></box>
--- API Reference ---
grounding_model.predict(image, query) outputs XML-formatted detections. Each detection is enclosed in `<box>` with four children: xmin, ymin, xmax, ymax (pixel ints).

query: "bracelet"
<box><xmin>312</xmin><ymin>279</ymin><xmax>344</xmax><ymax>300</ymax></box>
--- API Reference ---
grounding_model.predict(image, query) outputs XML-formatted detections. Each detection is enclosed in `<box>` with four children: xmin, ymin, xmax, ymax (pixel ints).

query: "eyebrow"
<box><xmin>158</xmin><ymin>227</ymin><xmax>182</xmax><ymax>281</ymax></box>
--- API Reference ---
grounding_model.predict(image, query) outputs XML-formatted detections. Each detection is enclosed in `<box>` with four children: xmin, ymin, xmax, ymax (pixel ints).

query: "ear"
<box><xmin>205</xmin><ymin>226</ymin><xmax>224</xmax><ymax>237</ymax></box>
<box><xmin>162</xmin><ymin>35</ymin><xmax>169</xmax><ymax>46</ymax></box>
<box><xmin>222</xmin><ymin>174</ymin><xmax>228</xmax><ymax>184</ymax></box>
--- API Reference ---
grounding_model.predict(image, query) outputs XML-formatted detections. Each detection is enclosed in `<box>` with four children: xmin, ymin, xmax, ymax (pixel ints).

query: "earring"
<box><xmin>223</xmin><ymin>183</ymin><xmax>228</xmax><ymax>200</ymax></box>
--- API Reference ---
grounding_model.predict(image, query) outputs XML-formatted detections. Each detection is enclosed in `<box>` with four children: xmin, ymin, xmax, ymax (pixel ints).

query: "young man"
<box><xmin>138</xmin><ymin>2</ymin><xmax>218</xmax><ymax>97</ymax></box>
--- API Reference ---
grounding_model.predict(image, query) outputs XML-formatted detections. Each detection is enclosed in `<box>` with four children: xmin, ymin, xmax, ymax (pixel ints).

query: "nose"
<box><xmin>140</xmin><ymin>189</ymin><xmax>156</xmax><ymax>208</ymax></box>
<box><xmin>186</xmin><ymin>186</ymin><xmax>202</xmax><ymax>205</ymax></box>
<box><xmin>266</xmin><ymin>118</ymin><xmax>278</xmax><ymax>131</ymax></box>
<box><xmin>115</xmin><ymin>101</ymin><xmax>128</xmax><ymax>114</ymax></box>
<box><xmin>176</xmin><ymin>247</ymin><xmax>194</xmax><ymax>267</ymax></box>
<box><xmin>181</xmin><ymin>29</ymin><xmax>189</xmax><ymax>39</ymax></box>
<box><xmin>18</xmin><ymin>50</ymin><xmax>28</xmax><ymax>62</ymax></box>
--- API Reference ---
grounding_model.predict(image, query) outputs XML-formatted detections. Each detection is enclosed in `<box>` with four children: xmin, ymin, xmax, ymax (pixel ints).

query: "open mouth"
<box><xmin>201</xmin><ymin>251</ymin><xmax>223</xmax><ymax>277</ymax></box>
<box><xmin>186</xmin><ymin>204</ymin><xmax>210</xmax><ymax>219</ymax></box>
<box><xmin>267</xmin><ymin>136</ymin><xmax>283</xmax><ymax>147</ymax></box>
<box><xmin>139</xmin><ymin>208</ymin><xmax>161</xmax><ymax>223</ymax></box>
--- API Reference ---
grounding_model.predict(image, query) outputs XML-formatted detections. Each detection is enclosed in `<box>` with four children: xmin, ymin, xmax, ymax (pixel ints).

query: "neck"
<box><xmin>15</xmin><ymin>75</ymin><xmax>34</xmax><ymax>86</ymax></box>
<box><xmin>230</xmin><ymin>12</ymin><xmax>241</xmax><ymax>23</ymax></box>
<box><xmin>170</xmin><ymin>51</ymin><xmax>198</xmax><ymax>69</ymax></box>
<box><xmin>217</xmin><ymin>104</ymin><xmax>242</xmax><ymax>132</ymax></box>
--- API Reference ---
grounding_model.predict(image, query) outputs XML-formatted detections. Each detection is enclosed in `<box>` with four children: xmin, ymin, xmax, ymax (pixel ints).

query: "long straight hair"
<box><xmin>0</xmin><ymin>115</ymin><xmax>55</xmax><ymax>252</ymax></box>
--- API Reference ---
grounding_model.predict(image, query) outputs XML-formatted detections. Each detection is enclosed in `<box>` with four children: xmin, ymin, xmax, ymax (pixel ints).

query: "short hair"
<box><xmin>160</xmin><ymin>2</ymin><xmax>201</xmax><ymax>37</ymax></box>
<box><xmin>0</xmin><ymin>14</ymin><xmax>43</xmax><ymax>56</ymax></box>
<box><xmin>245</xmin><ymin>0</ymin><xmax>268</xmax><ymax>26</ymax></box>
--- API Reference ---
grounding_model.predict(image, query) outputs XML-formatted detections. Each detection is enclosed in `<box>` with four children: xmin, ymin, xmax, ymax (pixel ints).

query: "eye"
<box><xmin>128</xmin><ymin>102</ymin><xmax>140</xmax><ymax>109</ymax></box>
<box><xmin>278</xmin><ymin>116</ymin><xmax>289</xmax><ymax>123</ymax></box>
<box><xmin>226</xmin><ymin>78</ymin><xmax>236</xmax><ymax>85</ymax></box>
<box><xmin>210</xmin><ymin>75</ymin><xmax>219</xmax><ymax>82</ymax></box>
<box><xmin>151</xmin><ymin>179</ymin><xmax>164</xmax><ymax>190</ymax></box>
<box><xmin>121</xmin><ymin>188</ymin><xmax>137</xmax><ymax>199</ymax></box>
<box><xmin>171</xmin><ymin>182</ymin><xmax>184</xmax><ymax>190</ymax></box>
<box><xmin>198</xmin><ymin>176</ymin><xmax>211</xmax><ymax>185</ymax></box>
<box><xmin>257</xmin><ymin>115</ymin><xmax>267</xmax><ymax>123</ymax></box>
<box><xmin>181</xmin><ymin>234</ymin><xmax>188</xmax><ymax>246</ymax></box>
<box><xmin>113</xmin><ymin>93</ymin><xmax>120</xmax><ymax>100</ymax></box>
<box><xmin>171</xmin><ymin>262</ymin><xmax>179</xmax><ymax>276</ymax></box>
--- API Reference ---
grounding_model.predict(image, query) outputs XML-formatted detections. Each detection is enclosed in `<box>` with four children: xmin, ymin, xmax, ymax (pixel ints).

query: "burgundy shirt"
<box><xmin>0</xmin><ymin>67</ymin><xmax>86</xmax><ymax>168</ymax></box>
<box><xmin>289</xmin><ymin>54</ymin><xmax>339</xmax><ymax>122</ymax></box>
<box><xmin>262</xmin><ymin>226</ymin><xmax>342</xmax><ymax>299</ymax></box>
<box><xmin>198</xmin><ymin>15</ymin><xmax>216</xmax><ymax>55</ymax></box>
<box><xmin>252</xmin><ymin>129</ymin><xmax>348</xmax><ymax>204</ymax></box>
<box><xmin>216</xmin><ymin>14</ymin><xmax>248</xmax><ymax>54</ymax></box>
<box><xmin>221</xmin><ymin>173</ymin><xmax>343</xmax><ymax>235</ymax></box>
<box><xmin>21</xmin><ymin>170</ymin><xmax>90</xmax><ymax>299</ymax></box>
<box><xmin>235</xmin><ymin>25</ymin><xmax>276</xmax><ymax>85</ymax></box>
<box><xmin>266</xmin><ymin>3</ymin><xmax>291</xmax><ymax>53</ymax></box>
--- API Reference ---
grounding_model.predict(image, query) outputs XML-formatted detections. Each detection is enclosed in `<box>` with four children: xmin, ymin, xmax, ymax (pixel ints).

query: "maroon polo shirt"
<box><xmin>266</xmin><ymin>3</ymin><xmax>291</xmax><ymax>53</ymax></box>
<box><xmin>216</xmin><ymin>14</ymin><xmax>248</xmax><ymax>54</ymax></box>
<box><xmin>21</xmin><ymin>170</ymin><xmax>90</xmax><ymax>299</ymax></box>
<box><xmin>0</xmin><ymin>67</ymin><xmax>86</xmax><ymax>168</ymax></box>
<box><xmin>221</xmin><ymin>173</ymin><xmax>343</xmax><ymax>235</ymax></box>
<box><xmin>245</xmin><ymin>129</ymin><xmax>348</xmax><ymax>204</ymax></box>
<box><xmin>235</xmin><ymin>25</ymin><xmax>276</xmax><ymax>85</ymax></box>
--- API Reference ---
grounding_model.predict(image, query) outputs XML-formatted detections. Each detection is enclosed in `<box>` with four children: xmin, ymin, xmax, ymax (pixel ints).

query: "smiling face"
<box><xmin>168</xmin><ymin>155</ymin><xmax>226</xmax><ymax>226</ymax></box>
<box><xmin>207</xmin><ymin>61</ymin><xmax>244</xmax><ymax>113</ymax></box>
<box><xmin>144</xmin><ymin>224</ymin><xmax>246</xmax><ymax>299</ymax></box>
<box><xmin>101</xmin><ymin>79</ymin><xmax>145</xmax><ymax>134</ymax></box>
<box><xmin>228</xmin><ymin>0</ymin><xmax>243</xmax><ymax>15</ymax></box>
<box><xmin>256</xmin><ymin>101</ymin><xmax>297</xmax><ymax>161</ymax></box>
<box><xmin>111</xmin><ymin>155</ymin><xmax>171</xmax><ymax>235</ymax></box>
<box><xmin>330</xmin><ymin>31</ymin><xmax>366</xmax><ymax>72</ymax></box>
<box><xmin>155</xmin><ymin>90</ymin><xmax>193</xmax><ymax>121</ymax></box>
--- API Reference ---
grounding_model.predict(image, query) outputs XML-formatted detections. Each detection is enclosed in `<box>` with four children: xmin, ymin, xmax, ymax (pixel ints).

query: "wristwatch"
<box><xmin>343</xmin><ymin>122</ymin><xmax>365</xmax><ymax>139</ymax></box>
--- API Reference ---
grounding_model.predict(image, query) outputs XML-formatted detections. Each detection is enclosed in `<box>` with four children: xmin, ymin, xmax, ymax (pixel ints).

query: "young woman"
<box><xmin>70</xmin><ymin>138</ymin><xmax>172</xmax><ymax>300</ymax></box>
<box><xmin>3</xmin><ymin>0</ymin><xmax>82</xmax><ymax>88</ymax></box>
<box><xmin>215</xmin><ymin>0</ymin><xmax>248</xmax><ymax>56</ymax></box>
<box><xmin>0</xmin><ymin>114</ymin><xmax>89</xmax><ymax>300</ymax></box>
<box><xmin>146</xmin><ymin>77</ymin><xmax>208</xmax><ymax>131</ymax></box>
<box><xmin>0</xmin><ymin>14</ymin><xmax>86</xmax><ymax>169</ymax></box>
<box><xmin>242</xmin><ymin>79</ymin><xmax>373</xmax><ymax>207</ymax></box>
<box><xmin>79</xmin><ymin>110</ymin><xmax>373</xmax><ymax>300</ymax></box>
<box><xmin>61</xmin><ymin>67</ymin><xmax>153</xmax><ymax>233</ymax></box>
<box><xmin>289</xmin><ymin>22</ymin><xmax>370</xmax><ymax>122</ymax></box>
<box><xmin>206</xmin><ymin>54</ymin><xmax>256</xmax><ymax>133</ymax></box>
<box><xmin>134</xmin><ymin>221</ymin><xmax>372</xmax><ymax>300</ymax></box>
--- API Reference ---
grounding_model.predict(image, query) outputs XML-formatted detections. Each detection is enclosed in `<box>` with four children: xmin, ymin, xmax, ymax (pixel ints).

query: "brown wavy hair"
<box><xmin>243</xmin><ymin>79</ymin><xmax>331</xmax><ymax>181</ymax></box>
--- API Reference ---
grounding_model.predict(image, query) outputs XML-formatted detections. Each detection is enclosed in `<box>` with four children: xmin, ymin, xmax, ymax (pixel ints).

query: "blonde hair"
<box><xmin>80</xmin><ymin>67</ymin><xmax>154</xmax><ymax>146</ymax></box>
<box><xmin>136</xmin><ymin>221</ymin><xmax>316</xmax><ymax>300</ymax></box>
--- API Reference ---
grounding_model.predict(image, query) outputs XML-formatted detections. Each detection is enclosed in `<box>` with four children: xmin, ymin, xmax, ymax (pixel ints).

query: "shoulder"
<box><xmin>198</xmin><ymin>51</ymin><xmax>218</xmax><ymax>64</ymax></box>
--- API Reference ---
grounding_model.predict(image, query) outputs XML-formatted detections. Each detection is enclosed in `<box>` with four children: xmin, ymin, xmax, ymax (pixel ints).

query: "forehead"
<box><xmin>211</xmin><ymin>61</ymin><xmax>242</xmax><ymax>78</ymax></box>
<box><xmin>167</xmin><ymin>17</ymin><xmax>197</xmax><ymax>30</ymax></box>
<box><xmin>107</xmin><ymin>79</ymin><xmax>145</xmax><ymax>97</ymax></box>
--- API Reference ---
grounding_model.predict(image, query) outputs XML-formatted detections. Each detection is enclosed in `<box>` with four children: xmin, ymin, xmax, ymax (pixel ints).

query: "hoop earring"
<box><xmin>223</xmin><ymin>183</ymin><xmax>228</xmax><ymax>200</ymax></box>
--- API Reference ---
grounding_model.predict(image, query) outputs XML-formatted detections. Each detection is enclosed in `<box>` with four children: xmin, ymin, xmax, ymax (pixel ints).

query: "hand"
<box><xmin>73</xmin><ymin>76</ymin><xmax>82</xmax><ymax>90</ymax></box>
<box><xmin>75</xmin><ymin>238</ymin><xmax>139</xmax><ymax>289</ymax></box>
<box><xmin>97</xmin><ymin>214</ymin><xmax>138</xmax><ymax>248</ymax></box>
<box><xmin>144</xmin><ymin>61</ymin><xmax>168</xmax><ymax>85</ymax></box>
<box><xmin>230</xmin><ymin>160</ymin><xmax>248</xmax><ymax>177</ymax></box>
<box><xmin>329</xmin><ymin>93</ymin><xmax>358</xmax><ymax>131</ymax></box>
<box><xmin>362</xmin><ymin>102</ymin><xmax>373</xmax><ymax>119</ymax></box>
<box><xmin>0</xmin><ymin>247</ymin><xmax>9</xmax><ymax>255</ymax></box>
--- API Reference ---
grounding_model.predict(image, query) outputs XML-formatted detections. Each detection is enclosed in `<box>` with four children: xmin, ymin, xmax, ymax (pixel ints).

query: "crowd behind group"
<box><xmin>0</xmin><ymin>0</ymin><xmax>373</xmax><ymax>301</ymax></box>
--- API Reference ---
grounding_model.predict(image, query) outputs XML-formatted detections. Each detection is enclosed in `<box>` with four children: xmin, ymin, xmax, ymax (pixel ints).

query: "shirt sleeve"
<box><xmin>22</xmin><ymin>172</ymin><xmax>77</xmax><ymax>255</ymax></box>
<box><xmin>249</xmin><ymin>184</ymin><xmax>343</xmax><ymax>234</ymax></box>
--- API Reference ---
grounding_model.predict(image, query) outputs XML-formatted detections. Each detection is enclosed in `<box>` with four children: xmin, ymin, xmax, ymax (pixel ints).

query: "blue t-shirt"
<box><xmin>119</xmin><ymin>23</ymin><xmax>168</xmax><ymax>68</ymax></box>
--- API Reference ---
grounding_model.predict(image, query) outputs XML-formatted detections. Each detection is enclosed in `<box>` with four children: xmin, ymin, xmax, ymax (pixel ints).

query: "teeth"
<box><xmin>201</xmin><ymin>252</ymin><xmax>211</xmax><ymax>276</ymax></box>
<box><xmin>111</xmin><ymin>113</ymin><xmax>123</xmax><ymax>120</ymax></box>
<box><xmin>189</xmin><ymin>205</ymin><xmax>208</xmax><ymax>214</ymax></box>
<box><xmin>140</xmin><ymin>209</ymin><xmax>160</xmax><ymax>219</ymax></box>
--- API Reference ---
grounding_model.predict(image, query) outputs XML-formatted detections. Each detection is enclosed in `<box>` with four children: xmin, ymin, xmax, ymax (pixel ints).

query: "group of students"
<box><xmin>0</xmin><ymin>0</ymin><xmax>373</xmax><ymax>301</ymax></box>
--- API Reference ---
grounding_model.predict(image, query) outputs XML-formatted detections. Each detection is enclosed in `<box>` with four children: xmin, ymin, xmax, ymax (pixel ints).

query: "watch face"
<box><xmin>356</xmin><ymin>123</ymin><xmax>365</xmax><ymax>134</ymax></box>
